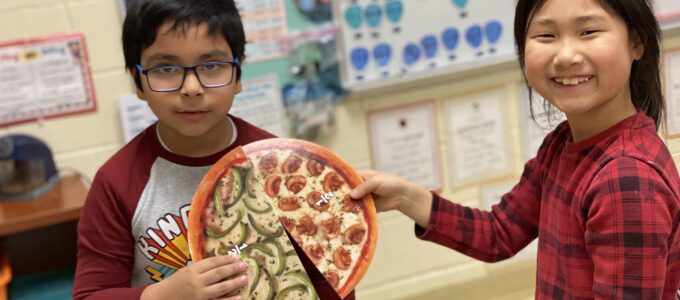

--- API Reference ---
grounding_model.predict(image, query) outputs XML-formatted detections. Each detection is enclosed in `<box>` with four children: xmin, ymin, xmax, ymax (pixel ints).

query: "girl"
<box><xmin>350</xmin><ymin>0</ymin><xmax>680</xmax><ymax>298</ymax></box>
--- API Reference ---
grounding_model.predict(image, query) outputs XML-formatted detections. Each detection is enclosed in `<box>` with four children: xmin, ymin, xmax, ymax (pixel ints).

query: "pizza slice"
<box><xmin>188</xmin><ymin>146</ymin><xmax>318</xmax><ymax>300</ymax></box>
<box><xmin>243</xmin><ymin>138</ymin><xmax>378</xmax><ymax>299</ymax></box>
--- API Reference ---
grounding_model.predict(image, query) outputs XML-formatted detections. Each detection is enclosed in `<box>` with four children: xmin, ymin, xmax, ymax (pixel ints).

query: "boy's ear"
<box><xmin>631</xmin><ymin>32</ymin><xmax>644</xmax><ymax>60</ymax></box>
<box><xmin>130</xmin><ymin>68</ymin><xmax>148</xmax><ymax>101</ymax></box>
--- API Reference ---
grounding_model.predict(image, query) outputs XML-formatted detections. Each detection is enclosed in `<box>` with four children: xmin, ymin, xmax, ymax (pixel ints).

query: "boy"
<box><xmin>72</xmin><ymin>0</ymin><xmax>355</xmax><ymax>299</ymax></box>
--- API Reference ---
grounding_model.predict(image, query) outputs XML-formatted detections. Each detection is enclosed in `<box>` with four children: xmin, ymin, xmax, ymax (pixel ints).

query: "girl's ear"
<box><xmin>631</xmin><ymin>32</ymin><xmax>644</xmax><ymax>60</ymax></box>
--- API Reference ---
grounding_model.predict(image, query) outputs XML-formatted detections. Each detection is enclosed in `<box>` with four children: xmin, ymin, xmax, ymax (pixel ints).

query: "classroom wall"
<box><xmin>1</xmin><ymin>1</ymin><xmax>679</xmax><ymax>299</ymax></box>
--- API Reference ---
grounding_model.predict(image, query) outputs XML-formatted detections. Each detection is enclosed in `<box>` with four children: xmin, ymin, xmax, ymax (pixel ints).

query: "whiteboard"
<box><xmin>334</xmin><ymin>0</ymin><xmax>515</xmax><ymax>89</ymax></box>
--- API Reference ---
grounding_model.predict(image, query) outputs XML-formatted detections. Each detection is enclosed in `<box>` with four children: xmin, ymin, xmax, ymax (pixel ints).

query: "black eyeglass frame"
<box><xmin>135</xmin><ymin>59</ymin><xmax>240</xmax><ymax>92</ymax></box>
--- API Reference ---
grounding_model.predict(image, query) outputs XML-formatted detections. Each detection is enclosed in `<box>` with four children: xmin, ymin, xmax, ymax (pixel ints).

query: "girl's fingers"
<box><xmin>202</xmin><ymin>260</ymin><xmax>248</xmax><ymax>285</ymax></box>
<box><xmin>350</xmin><ymin>173</ymin><xmax>382</xmax><ymax>199</ymax></box>
<box><xmin>205</xmin><ymin>275</ymin><xmax>248</xmax><ymax>299</ymax></box>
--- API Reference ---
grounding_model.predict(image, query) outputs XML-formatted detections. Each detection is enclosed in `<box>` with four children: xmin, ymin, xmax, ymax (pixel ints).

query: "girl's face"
<box><xmin>524</xmin><ymin>0</ymin><xmax>643</xmax><ymax>124</ymax></box>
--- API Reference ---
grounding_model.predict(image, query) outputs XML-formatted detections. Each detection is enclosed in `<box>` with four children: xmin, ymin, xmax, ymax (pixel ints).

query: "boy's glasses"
<box><xmin>136</xmin><ymin>59</ymin><xmax>240</xmax><ymax>92</ymax></box>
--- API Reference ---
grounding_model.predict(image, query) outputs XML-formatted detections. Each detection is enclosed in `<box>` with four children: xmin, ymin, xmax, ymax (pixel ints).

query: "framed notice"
<box><xmin>235</xmin><ymin>0</ymin><xmax>288</xmax><ymax>62</ymax></box>
<box><xmin>231</xmin><ymin>75</ymin><xmax>288</xmax><ymax>138</ymax></box>
<box><xmin>0</xmin><ymin>32</ymin><xmax>96</xmax><ymax>127</ymax></box>
<box><xmin>368</xmin><ymin>101</ymin><xmax>443</xmax><ymax>191</ymax></box>
<box><xmin>654</xmin><ymin>0</ymin><xmax>680</xmax><ymax>22</ymax></box>
<box><xmin>664</xmin><ymin>48</ymin><xmax>680</xmax><ymax>138</ymax></box>
<box><xmin>517</xmin><ymin>84</ymin><xmax>566</xmax><ymax>161</ymax></box>
<box><xmin>445</xmin><ymin>89</ymin><xmax>512</xmax><ymax>186</ymax></box>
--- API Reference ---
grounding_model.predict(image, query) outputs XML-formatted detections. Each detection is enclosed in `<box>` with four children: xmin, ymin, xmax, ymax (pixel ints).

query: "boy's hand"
<box><xmin>141</xmin><ymin>255</ymin><xmax>248</xmax><ymax>300</ymax></box>
<box><xmin>350</xmin><ymin>170</ymin><xmax>433</xmax><ymax>228</ymax></box>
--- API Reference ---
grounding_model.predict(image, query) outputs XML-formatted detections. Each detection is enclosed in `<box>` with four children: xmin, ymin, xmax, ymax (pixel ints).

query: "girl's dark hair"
<box><xmin>122</xmin><ymin>0</ymin><xmax>246</xmax><ymax>91</ymax></box>
<box><xmin>514</xmin><ymin>0</ymin><xmax>664</xmax><ymax>128</ymax></box>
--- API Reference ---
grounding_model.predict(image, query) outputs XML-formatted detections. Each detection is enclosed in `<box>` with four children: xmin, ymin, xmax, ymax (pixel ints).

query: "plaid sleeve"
<box><xmin>583</xmin><ymin>157</ymin><xmax>677</xmax><ymax>299</ymax></box>
<box><xmin>414</xmin><ymin>157</ymin><xmax>543</xmax><ymax>262</ymax></box>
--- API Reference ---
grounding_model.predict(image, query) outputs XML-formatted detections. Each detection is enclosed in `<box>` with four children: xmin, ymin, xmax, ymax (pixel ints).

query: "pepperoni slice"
<box><xmin>278</xmin><ymin>197</ymin><xmax>300</xmax><ymax>211</ymax></box>
<box><xmin>333</xmin><ymin>247</ymin><xmax>352</xmax><ymax>270</ymax></box>
<box><xmin>307</xmin><ymin>192</ymin><xmax>330</xmax><ymax>212</ymax></box>
<box><xmin>304</xmin><ymin>244</ymin><xmax>325</xmax><ymax>264</ymax></box>
<box><xmin>282</xmin><ymin>155</ymin><xmax>303</xmax><ymax>173</ymax></box>
<box><xmin>296</xmin><ymin>215</ymin><xmax>317</xmax><ymax>236</ymax></box>
<box><xmin>343</xmin><ymin>224</ymin><xmax>366</xmax><ymax>245</ymax></box>
<box><xmin>279</xmin><ymin>216</ymin><xmax>296</xmax><ymax>232</ymax></box>
<box><xmin>341</xmin><ymin>195</ymin><xmax>360</xmax><ymax>213</ymax></box>
<box><xmin>324</xmin><ymin>270</ymin><xmax>340</xmax><ymax>288</ymax></box>
<box><xmin>306</xmin><ymin>159</ymin><xmax>325</xmax><ymax>176</ymax></box>
<box><xmin>286</xmin><ymin>175</ymin><xmax>307</xmax><ymax>194</ymax></box>
<box><xmin>265</xmin><ymin>175</ymin><xmax>281</xmax><ymax>197</ymax></box>
<box><xmin>323</xmin><ymin>172</ymin><xmax>344</xmax><ymax>192</ymax></box>
<box><xmin>320</xmin><ymin>216</ymin><xmax>341</xmax><ymax>238</ymax></box>
<box><xmin>258</xmin><ymin>152</ymin><xmax>278</xmax><ymax>174</ymax></box>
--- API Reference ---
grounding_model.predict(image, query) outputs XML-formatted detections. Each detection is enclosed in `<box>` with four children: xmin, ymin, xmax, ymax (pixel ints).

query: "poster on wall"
<box><xmin>235</xmin><ymin>0</ymin><xmax>288</xmax><ymax>62</ymax></box>
<box><xmin>517</xmin><ymin>84</ymin><xmax>566</xmax><ymax>161</ymax></box>
<box><xmin>445</xmin><ymin>89</ymin><xmax>512</xmax><ymax>186</ymax></box>
<box><xmin>0</xmin><ymin>32</ymin><xmax>97</xmax><ymax>127</ymax></box>
<box><xmin>334</xmin><ymin>0</ymin><xmax>516</xmax><ymax>89</ymax></box>
<box><xmin>654</xmin><ymin>0</ymin><xmax>680</xmax><ymax>23</ymax></box>
<box><xmin>230</xmin><ymin>75</ymin><xmax>288</xmax><ymax>137</ymax></box>
<box><xmin>664</xmin><ymin>48</ymin><xmax>680</xmax><ymax>138</ymax></box>
<box><xmin>368</xmin><ymin>101</ymin><xmax>443</xmax><ymax>191</ymax></box>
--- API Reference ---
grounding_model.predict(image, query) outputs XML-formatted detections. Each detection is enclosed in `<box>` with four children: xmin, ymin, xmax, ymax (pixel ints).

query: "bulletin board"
<box><xmin>334</xmin><ymin>0</ymin><xmax>516</xmax><ymax>90</ymax></box>
<box><xmin>0</xmin><ymin>32</ymin><xmax>97</xmax><ymax>127</ymax></box>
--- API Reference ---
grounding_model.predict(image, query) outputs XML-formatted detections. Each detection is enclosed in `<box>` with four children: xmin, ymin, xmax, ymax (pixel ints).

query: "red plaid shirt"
<box><xmin>416</xmin><ymin>112</ymin><xmax>680</xmax><ymax>299</ymax></box>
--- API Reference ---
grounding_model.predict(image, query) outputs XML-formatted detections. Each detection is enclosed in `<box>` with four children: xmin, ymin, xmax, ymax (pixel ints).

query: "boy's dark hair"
<box><xmin>514</xmin><ymin>0</ymin><xmax>664</xmax><ymax>128</ymax></box>
<box><xmin>122</xmin><ymin>0</ymin><xmax>246</xmax><ymax>91</ymax></box>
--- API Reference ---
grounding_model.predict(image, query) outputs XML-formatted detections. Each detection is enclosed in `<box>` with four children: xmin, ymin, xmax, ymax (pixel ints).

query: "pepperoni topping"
<box><xmin>333</xmin><ymin>247</ymin><xmax>352</xmax><ymax>270</ymax></box>
<box><xmin>304</xmin><ymin>244</ymin><xmax>325</xmax><ymax>264</ymax></box>
<box><xmin>323</xmin><ymin>172</ymin><xmax>344</xmax><ymax>192</ymax></box>
<box><xmin>278</xmin><ymin>197</ymin><xmax>300</xmax><ymax>211</ymax></box>
<box><xmin>306</xmin><ymin>159</ymin><xmax>325</xmax><ymax>176</ymax></box>
<box><xmin>265</xmin><ymin>175</ymin><xmax>281</xmax><ymax>197</ymax></box>
<box><xmin>344</xmin><ymin>224</ymin><xmax>366</xmax><ymax>245</ymax></box>
<box><xmin>279</xmin><ymin>217</ymin><xmax>296</xmax><ymax>232</ymax></box>
<box><xmin>320</xmin><ymin>216</ymin><xmax>341</xmax><ymax>239</ymax></box>
<box><xmin>282</xmin><ymin>155</ymin><xmax>303</xmax><ymax>174</ymax></box>
<box><xmin>341</xmin><ymin>195</ymin><xmax>360</xmax><ymax>213</ymax></box>
<box><xmin>293</xmin><ymin>235</ymin><xmax>304</xmax><ymax>247</ymax></box>
<box><xmin>286</xmin><ymin>175</ymin><xmax>307</xmax><ymax>194</ymax></box>
<box><xmin>307</xmin><ymin>192</ymin><xmax>330</xmax><ymax>212</ymax></box>
<box><xmin>258</xmin><ymin>152</ymin><xmax>278</xmax><ymax>174</ymax></box>
<box><xmin>296</xmin><ymin>215</ymin><xmax>317</xmax><ymax>236</ymax></box>
<box><xmin>324</xmin><ymin>270</ymin><xmax>340</xmax><ymax>288</ymax></box>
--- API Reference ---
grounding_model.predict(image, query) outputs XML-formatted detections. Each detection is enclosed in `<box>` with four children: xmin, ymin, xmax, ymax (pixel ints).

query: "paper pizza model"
<box><xmin>188</xmin><ymin>138</ymin><xmax>378</xmax><ymax>299</ymax></box>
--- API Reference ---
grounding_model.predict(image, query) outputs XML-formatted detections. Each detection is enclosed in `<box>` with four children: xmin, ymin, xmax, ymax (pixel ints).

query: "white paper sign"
<box><xmin>368</xmin><ymin>101</ymin><xmax>442</xmax><ymax>191</ymax></box>
<box><xmin>118</xmin><ymin>95</ymin><xmax>157</xmax><ymax>143</ymax></box>
<box><xmin>664</xmin><ymin>49</ymin><xmax>680</xmax><ymax>138</ymax></box>
<box><xmin>235</xmin><ymin>0</ymin><xmax>287</xmax><ymax>62</ymax></box>
<box><xmin>231</xmin><ymin>75</ymin><xmax>288</xmax><ymax>137</ymax></box>
<box><xmin>517</xmin><ymin>85</ymin><xmax>566</xmax><ymax>161</ymax></box>
<box><xmin>446</xmin><ymin>90</ymin><xmax>511</xmax><ymax>185</ymax></box>
<box><xmin>0</xmin><ymin>32</ymin><xmax>96</xmax><ymax>127</ymax></box>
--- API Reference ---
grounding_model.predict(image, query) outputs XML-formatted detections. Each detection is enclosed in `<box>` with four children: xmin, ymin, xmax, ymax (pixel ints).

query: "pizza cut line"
<box><xmin>188</xmin><ymin>138</ymin><xmax>378</xmax><ymax>299</ymax></box>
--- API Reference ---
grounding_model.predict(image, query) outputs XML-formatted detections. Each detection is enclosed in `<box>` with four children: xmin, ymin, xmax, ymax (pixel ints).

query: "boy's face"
<box><xmin>135</xmin><ymin>21</ymin><xmax>242</xmax><ymax>149</ymax></box>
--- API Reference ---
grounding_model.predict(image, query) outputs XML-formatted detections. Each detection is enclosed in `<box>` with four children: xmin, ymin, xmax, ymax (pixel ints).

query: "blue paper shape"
<box><xmin>350</xmin><ymin>47</ymin><xmax>370</xmax><ymax>71</ymax></box>
<box><xmin>403</xmin><ymin>43</ymin><xmax>421</xmax><ymax>66</ymax></box>
<box><xmin>451</xmin><ymin>0</ymin><xmax>468</xmax><ymax>9</ymax></box>
<box><xmin>373</xmin><ymin>43</ymin><xmax>392</xmax><ymax>67</ymax></box>
<box><xmin>441</xmin><ymin>27</ymin><xmax>460</xmax><ymax>51</ymax></box>
<box><xmin>421</xmin><ymin>35</ymin><xmax>438</xmax><ymax>59</ymax></box>
<box><xmin>344</xmin><ymin>5</ymin><xmax>362</xmax><ymax>29</ymax></box>
<box><xmin>364</xmin><ymin>4</ymin><xmax>383</xmax><ymax>29</ymax></box>
<box><xmin>385</xmin><ymin>0</ymin><xmax>404</xmax><ymax>24</ymax></box>
<box><xmin>485</xmin><ymin>20</ymin><xmax>503</xmax><ymax>44</ymax></box>
<box><xmin>465</xmin><ymin>25</ymin><xmax>483</xmax><ymax>49</ymax></box>
<box><xmin>298</xmin><ymin>0</ymin><xmax>315</xmax><ymax>12</ymax></box>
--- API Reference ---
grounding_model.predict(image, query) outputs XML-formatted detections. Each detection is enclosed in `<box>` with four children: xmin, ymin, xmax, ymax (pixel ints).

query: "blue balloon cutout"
<box><xmin>485</xmin><ymin>20</ymin><xmax>503</xmax><ymax>44</ymax></box>
<box><xmin>373</xmin><ymin>43</ymin><xmax>392</xmax><ymax>67</ymax></box>
<box><xmin>451</xmin><ymin>0</ymin><xmax>468</xmax><ymax>9</ymax></box>
<box><xmin>421</xmin><ymin>35</ymin><xmax>438</xmax><ymax>59</ymax></box>
<box><xmin>441</xmin><ymin>28</ymin><xmax>460</xmax><ymax>51</ymax></box>
<box><xmin>364</xmin><ymin>4</ymin><xmax>383</xmax><ymax>28</ymax></box>
<box><xmin>465</xmin><ymin>25</ymin><xmax>483</xmax><ymax>48</ymax></box>
<box><xmin>385</xmin><ymin>0</ymin><xmax>404</xmax><ymax>23</ymax></box>
<box><xmin>403</xmin><ymin>43</ymin><xmax>421</xmax><ymax>66</ymax></box>
<box><xmin>350</xmin><ymin>47</ymin><xmax>370</xmax><ymax>71</ymax></box>
<box><xmin>344</xmin><ymin>5</ymin><xmax>362</xmax><ymax>29</ymax></box>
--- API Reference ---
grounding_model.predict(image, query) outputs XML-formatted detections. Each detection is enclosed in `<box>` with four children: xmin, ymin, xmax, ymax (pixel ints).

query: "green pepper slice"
<box><xmin>214</xmin><ymin>168</ymin><xmax>245</xmax><ymax>217</ymax></box>
<box><xmin>283</xmin><ymin>270</ymin><xmax>317</xmax><ymax>300</ymax></box>
<box><xmin>247</xmin><ymin>213</ymin><xmax>284</xmax><ymax>239</ymax></box>
<box><xmin>264</xmin><ymin>239</ymin><xmax>286</xmax><ymax>275</ymax></box>
<box><xmin>205</xmin><ymin>210</ymin><xmax>243</xmax><ymax>239</ymax></box>
<box><xmin>276</xmin><ymin>284</ymin><xmax>308</xmax><ymax>300</ymax></box>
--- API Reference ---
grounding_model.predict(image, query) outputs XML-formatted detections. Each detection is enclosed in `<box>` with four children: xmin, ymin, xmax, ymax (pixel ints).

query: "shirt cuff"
<box><xmin>413</xmin><ymin>191</ymin><xmax>440</xmax><ymax>240</ymax></box>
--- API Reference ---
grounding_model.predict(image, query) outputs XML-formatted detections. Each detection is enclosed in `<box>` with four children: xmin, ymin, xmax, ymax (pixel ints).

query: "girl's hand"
<box><xmin>141</xmin><ymin>255</ymin><xmax>248</xmax><ymax>300</ymax></box>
